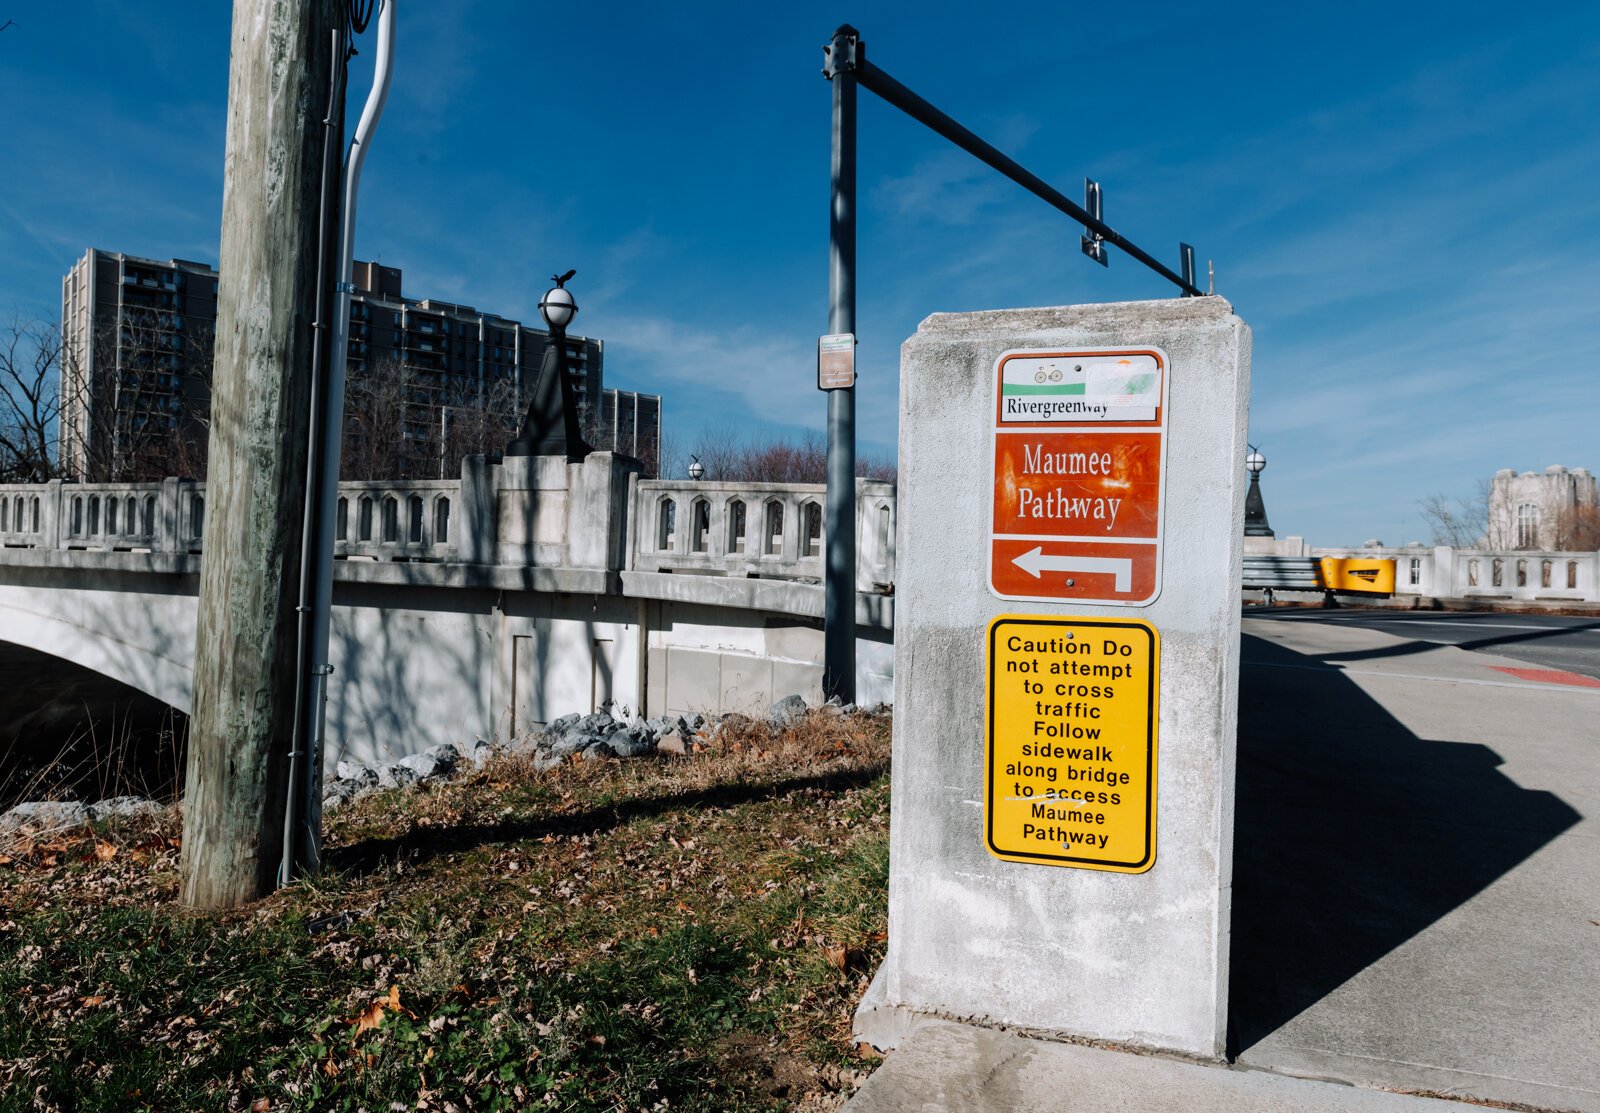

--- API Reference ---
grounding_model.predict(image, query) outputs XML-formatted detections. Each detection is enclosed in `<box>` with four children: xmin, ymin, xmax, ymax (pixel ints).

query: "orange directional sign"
<box><xmin>988</xmin><ymin>348</ymin><xmax>1168</xmax><ymax>606</ymax></box>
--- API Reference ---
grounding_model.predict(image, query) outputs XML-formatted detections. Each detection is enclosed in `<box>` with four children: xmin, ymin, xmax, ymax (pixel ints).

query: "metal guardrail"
<box><xmin>1242</xmin><ymin>556</ymin><xmax>1321</xmax><ymax>590</ymax></box>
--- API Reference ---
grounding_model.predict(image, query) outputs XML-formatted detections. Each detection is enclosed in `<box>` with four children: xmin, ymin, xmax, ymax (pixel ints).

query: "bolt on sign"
<box><xmin>985</xmin><ymin>615</ymin><xmax>1159</xmax><ymax>873</ymax></box>
<box><xmin>989</xmin><ymin>348</ymin><xmax>1168</xmax><ymax>605</ymax></box>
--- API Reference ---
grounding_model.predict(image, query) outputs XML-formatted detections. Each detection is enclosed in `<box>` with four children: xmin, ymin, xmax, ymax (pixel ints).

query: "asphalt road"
<box><xmin>1245</xmin><ymin>607</ymin><xmax>1600</xmax><ymax>681</ymax></box>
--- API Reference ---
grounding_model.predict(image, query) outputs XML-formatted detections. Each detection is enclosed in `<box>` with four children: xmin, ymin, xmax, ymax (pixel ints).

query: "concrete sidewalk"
<box><xmin>848</xmin><ymin>618</ymin><xmax>1598</xmax><ymax>1111</ymax></box>
<box><xmin>845</xmin><ymin>1020</ymin><xmax>1500</xmax><ymax>1112</ymax></box>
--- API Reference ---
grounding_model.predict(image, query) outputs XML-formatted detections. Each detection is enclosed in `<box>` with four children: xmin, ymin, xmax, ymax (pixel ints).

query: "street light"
<box><xmin>1244</xmin><ymin>445</ymin><xmax>1273</xmax><ymax>538</ymax></box>
<box><xmin>506</xmin><ymin>269</ymin><xmax>591</xmax><ymax>461</ymax></box>
<box><xmin>687</xmin><ymin>455</ymin><xmax>705</xmax><ymax>481</ymax></box>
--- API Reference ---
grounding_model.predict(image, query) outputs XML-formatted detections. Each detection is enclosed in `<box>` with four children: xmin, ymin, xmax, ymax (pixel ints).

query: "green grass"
<box><xmin>0</xmin><ymin>711</ymin><xmax>891</xmax><ymax>1111</ymax></box>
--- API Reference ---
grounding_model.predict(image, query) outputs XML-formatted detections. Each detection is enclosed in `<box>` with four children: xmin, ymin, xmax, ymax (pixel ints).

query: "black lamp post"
<box><xmin>1244</xmin><ymin>446</ymin><xmax>1274</xmax><ymax>538</ymax></box>
<box><xmin>506</xmin><ymin>269</ymin><xmax>591</xmax><ymax>461</ymax></box>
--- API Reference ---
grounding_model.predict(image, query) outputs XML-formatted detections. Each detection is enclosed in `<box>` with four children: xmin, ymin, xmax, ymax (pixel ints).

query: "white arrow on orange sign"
<box><xmin>1013</xmin><ymin>547</ymin><xmax>1133</xmax><ymax>592</ymax></box>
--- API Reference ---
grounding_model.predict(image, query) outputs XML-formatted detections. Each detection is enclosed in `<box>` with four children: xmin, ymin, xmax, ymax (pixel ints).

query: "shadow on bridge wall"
<box><xmin>1227</xmin><ymin>633</ymin><xmax>1582</xmax><ymax>1055</ymax></box>
<box><xmin>327</xmin><ymin>582</ymin><xmax>501</xmax><ymax>770</ymax></box>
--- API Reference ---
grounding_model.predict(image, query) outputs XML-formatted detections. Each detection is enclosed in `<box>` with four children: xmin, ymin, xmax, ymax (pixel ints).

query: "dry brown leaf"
<box><xmin>322</xmin><ymin>1056</ymin><xmax>340</xmax><ymax>1077</ymax></box>
<box><xmin>94</xmin><ymin>841</ymin><xmax>117</xmax><ymax>862</ymax></box>
<box><xmin>351</xmin><ymin>984</ymin><xmax>406</xmax><ymax>1035</ymax></box>
<box><xmin>251</xmin><ymin>1099</ymin><xmax>271</xmax><ymax>1112</ymax></box>
<box><xmin>80</xmin><ymin>995</ymin><xmax>107</xmax><ymax>1007</ymax></box>
<box><xmin>823</xmin><ymin>944</ymin><xmax>848</xmax><ymax>970</ymax></box>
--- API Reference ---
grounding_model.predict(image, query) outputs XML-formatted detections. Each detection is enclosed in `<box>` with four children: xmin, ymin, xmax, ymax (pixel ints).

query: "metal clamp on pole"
<box><xmin>1081</xmin><ymin>179</ymin><xmax>1107</xmax><ymax>266</ymax></box>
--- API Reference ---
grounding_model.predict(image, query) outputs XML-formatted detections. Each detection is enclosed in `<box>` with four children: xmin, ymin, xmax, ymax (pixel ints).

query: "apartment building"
<box><xmin>60</xmin><ymin>249</ymin><xmax>663</xmax><ymax>479</ymax></box>
<box><xmin>60</xmin><ymin>250</ymin><xmax>218</xmax><ymax>480</ymax></box>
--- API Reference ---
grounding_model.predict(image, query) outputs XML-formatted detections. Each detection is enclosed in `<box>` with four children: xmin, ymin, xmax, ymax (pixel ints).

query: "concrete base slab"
<box><xmin>843</xmin><ymin>1019</ymin><xmax>1497</xmax><ymax>1112</ymax></box>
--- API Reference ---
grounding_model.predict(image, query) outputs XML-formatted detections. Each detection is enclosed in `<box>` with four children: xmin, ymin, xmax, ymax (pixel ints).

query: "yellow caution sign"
<box><xmin>1318</xmin><ymin>557</ymin><xmax>1396</xmax><ymax>595</ymax></box>
<box><xmin>985</xmin><ymin>615</ymin><xmax>1158</xmax><ymax>873</ymax></box>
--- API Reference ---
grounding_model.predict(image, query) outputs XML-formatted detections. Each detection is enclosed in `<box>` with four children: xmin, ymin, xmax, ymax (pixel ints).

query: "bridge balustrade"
<box><xmin>332</xmin><ymin>480</ymin><xmax>457</xmax><ymax>562</ymax></box>
<box><xmin>629</xmin><ymin>478</ymin><xmax>896</xmax><ymax>591</ymax></box>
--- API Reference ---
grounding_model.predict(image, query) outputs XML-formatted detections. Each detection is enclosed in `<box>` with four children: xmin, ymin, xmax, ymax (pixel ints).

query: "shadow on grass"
<box><xmin>326</xmin><ymin>763</ymin><xmax>887</xmax><ymax>878</ymax></box>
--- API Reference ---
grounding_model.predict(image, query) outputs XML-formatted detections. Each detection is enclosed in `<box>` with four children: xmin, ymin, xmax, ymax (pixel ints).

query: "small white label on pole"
<box><xmin>818</xmin><ymin>333</ymin><xmax>856</xmax><ymax>390</ymax></box>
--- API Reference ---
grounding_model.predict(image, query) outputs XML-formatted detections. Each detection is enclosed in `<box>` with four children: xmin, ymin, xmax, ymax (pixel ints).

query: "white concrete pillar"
<box><xmin>857</xmin><ymin>298</ymin><xmax>1251</xmax><ymax>1059</ymax></box>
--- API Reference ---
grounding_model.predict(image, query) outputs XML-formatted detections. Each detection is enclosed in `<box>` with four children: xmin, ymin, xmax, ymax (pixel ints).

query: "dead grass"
<box><xmin>0</xmin><ymin>708</ymin><xmax>891</xmax><ymax>1112</ymax></box>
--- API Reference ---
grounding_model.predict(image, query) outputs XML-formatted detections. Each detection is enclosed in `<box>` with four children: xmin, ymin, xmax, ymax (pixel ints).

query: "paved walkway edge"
<box><xmin>843</xmin><ymin>1019</ymin><xmax>1579</xmax><ymax>1113</ymax></box>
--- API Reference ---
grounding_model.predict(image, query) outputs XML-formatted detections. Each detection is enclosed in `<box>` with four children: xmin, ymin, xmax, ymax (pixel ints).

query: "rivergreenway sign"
<box><xmin>985</xmin><ymin>614</ymin><xmax>1159</xmax><ymax>873</ymax></box>
<box><xmin>989</xmin><ymin>348</ymin><xmax>1168</xmax><ymax>606</ymax></box>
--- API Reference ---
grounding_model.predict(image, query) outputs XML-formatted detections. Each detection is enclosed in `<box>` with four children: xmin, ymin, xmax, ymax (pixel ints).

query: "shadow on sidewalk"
<box><xmin>1227</xmin><ymin>634</ymin><xmax>1581</xmax><ymax>1056</ymax></box>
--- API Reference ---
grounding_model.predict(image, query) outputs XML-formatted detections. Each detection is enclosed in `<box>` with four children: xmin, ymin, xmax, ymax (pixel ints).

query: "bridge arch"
<box><xmin>0</xmin><ymin>587</ymin><xmax>196</xmax><ymax>714</ymax></box>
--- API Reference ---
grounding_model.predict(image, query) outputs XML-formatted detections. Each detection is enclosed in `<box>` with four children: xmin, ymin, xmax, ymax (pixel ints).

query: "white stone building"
<box><xmin>1485</xmin><ymin>465</ymin><xmax>1597</xmax><ymax>550</ymax></box>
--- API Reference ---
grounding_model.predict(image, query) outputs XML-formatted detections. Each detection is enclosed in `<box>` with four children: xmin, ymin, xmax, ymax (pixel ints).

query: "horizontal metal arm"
<box><xmin>855</xmin><ymin>57</ymin><xmax>1204</xmax><ymax>297</ymax></box>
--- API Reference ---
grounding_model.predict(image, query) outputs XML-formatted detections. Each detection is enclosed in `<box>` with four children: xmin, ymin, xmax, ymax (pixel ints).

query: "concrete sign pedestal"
<box><xmin>856</xmin><ymin>298</ymin><xmax>1251</xmax><ymax>1059</ymax></box>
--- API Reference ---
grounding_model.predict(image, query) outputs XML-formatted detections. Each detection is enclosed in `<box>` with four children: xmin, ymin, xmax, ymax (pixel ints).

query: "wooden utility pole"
<box><xmin>181</xmin><ymin>0</ymin><xmax>344</xmax><ymax>909</ymax></box>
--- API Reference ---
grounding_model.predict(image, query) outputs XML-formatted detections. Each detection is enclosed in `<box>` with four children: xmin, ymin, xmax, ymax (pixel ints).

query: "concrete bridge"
<box><xmin>0</xmin><ymin>455</ymin><xmax>897</xmax><ymax>773</ymax></box>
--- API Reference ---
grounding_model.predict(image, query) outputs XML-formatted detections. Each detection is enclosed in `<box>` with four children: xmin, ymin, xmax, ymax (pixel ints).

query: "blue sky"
<box><xmin>2</xmin><ymin>2</ymin><xmax>1596</xmax><ymax>546</ymax></box>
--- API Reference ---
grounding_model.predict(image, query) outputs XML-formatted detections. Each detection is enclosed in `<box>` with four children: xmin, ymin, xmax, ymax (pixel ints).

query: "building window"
<box><xmin>1516</xmin><ymin>559</ymin><xmax>1527</xmax><ymax>587</ymax></box>
<box><xmin>727</xmin><ymin>499</ymin><xmax>747</xmax><ymax>555</ymax></box>
<box><xmin>358</xmin><ymin>496</ymin><xmax>374</xmax><ymax>542</ymax></box>
<box><xmin>1540</xmin><ymin>560</ymin><xmax>1552</xmax><ymax>589</ymax></box>
<box><xmin>1517</xmin><ymin>503</ymin><xmax>1539</xmax><ymax>549</ymax></box>
<box><xmin>1492</xmin><ymin>559</ymin><xmax>1503</xmax><ymax>588</ymax></box>
<box><xmin>1408</xmin><ymin>557</ymin><xmax>1420</xmax><ymax>586</ymax></box>
<box><xmin>336</xmin><ymin>497</ymin><xmax>348</xmax><ymax>542</ymax></box>
<box><xmin>1569</xmin><ymin>561</ymin><xmax>1579</xmax><ymax>590</ymax></box>
<box><xmin>382</xmin><ymin>496</ymin><xmax>399</xmax><ymax>543</ymax></box>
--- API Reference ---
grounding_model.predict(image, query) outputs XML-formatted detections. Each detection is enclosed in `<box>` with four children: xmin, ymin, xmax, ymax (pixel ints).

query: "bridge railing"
<box><xmin>0</xmin><ymin>484</ymin><xmax>50</xmax><ymax>548</ymax></box>
<box><xmin>333</xmin><ymin>480</ymin><xmax>458</xmax><ymax>562</ymax></box>
<box><xmin>628</xmin><ymin>478</ymin><xmax>896</xmax><ymax>592</ymax></box>
<box><xmin>0</xmin><ymin>479</ymin><xmax>207</xmax><ymax>553</ymax></box>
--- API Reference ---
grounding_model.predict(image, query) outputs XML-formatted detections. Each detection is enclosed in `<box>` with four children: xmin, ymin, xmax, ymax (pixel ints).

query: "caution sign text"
<box><xmin>985</xmin><ymin>615</ymin><xmax>1158</xmax><ymax>873</ymax></box>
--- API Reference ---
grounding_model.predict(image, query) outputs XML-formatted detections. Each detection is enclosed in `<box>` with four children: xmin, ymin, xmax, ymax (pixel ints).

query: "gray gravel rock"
<box><xmin>572</xmin><ymin>712</ymin><xmax>616</xmax><ymax>737</ymax></box>
<box><xmin>337</xmin><ymin>760</ymin><xmax>379</xmax><ymax>786</ymax></box>
<box><xmin>549</xmin><ymin>732</ymin><xmax>595</xmax><ymax>758</ymax></box>
<box><xmin>88</xmin><ymin>797</ymin><xmax>165</xmax><ymax>822</ymax></box>
<box><xmin>0</xmin><ymin>800</ymin><xmax>92</xmax><ymax>834</ymax></box>
<box><xmin>398</xmin><ymin>743</ymin><xmax>460</xmax><ymax>781</ymax></box>
<box><xmin>377</xmin><ymin>761</ymin><xmax>419</xmax><ymax>790</ymax></box>
<box><xmin>547</xmin><ymin>713</ymin><xmax>581</xmax><ymax>737</ymax></box>
<box><xmin>768</xmin><ymin>693</ymin><xmax>809</xmax><ymax>727</ymax></box>
<box><xmin>604</xmin><ymin>730</ymin><xmax>655</xmax><ymax>759</ymax></box>
<box><xmin>323</xmin><ymin>779</ymin><xmax>365</xmax><ymax>812</ymax></box>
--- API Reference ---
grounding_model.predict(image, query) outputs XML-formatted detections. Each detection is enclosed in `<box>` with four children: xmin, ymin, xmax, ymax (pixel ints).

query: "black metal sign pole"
<box><xmin>853</xmin><ymin>57</ymin><xmax>1203</xmax><ymax>296</ymax></box>
<box><xmin>822</xmin><ymin>25</ymin><xmax>859</xmax><ymax>704</ymax></box>
<box><xmin>817</xmin><ymin>25</ymin><xmax>1206</xmax><ymax>702</ymax></box>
